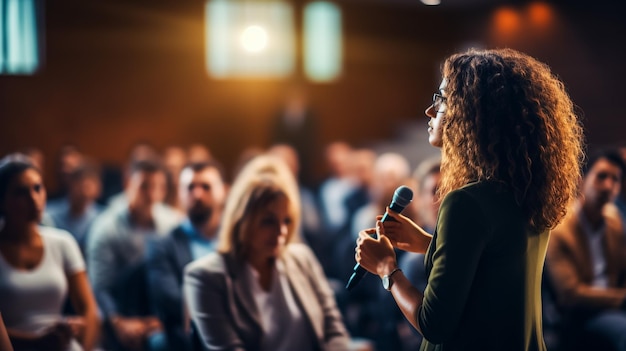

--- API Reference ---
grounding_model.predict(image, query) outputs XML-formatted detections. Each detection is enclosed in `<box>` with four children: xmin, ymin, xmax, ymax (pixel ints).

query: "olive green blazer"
<box><xmin>418</xmin><ymin>181</ymin><xmax>548</xmax><ymax>351</ymax></box>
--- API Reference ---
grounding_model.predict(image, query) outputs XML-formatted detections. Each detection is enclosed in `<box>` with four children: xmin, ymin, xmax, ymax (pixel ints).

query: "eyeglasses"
<box><xmin>432</xmin><ymin>93</ymin><xmax>447</xmax><ymax>112</ymax></box>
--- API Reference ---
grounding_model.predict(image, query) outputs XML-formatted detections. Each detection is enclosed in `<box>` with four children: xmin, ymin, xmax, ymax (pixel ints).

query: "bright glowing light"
<box><xmin>240</xmin><ymin>25</ymin><xmax>268</xmax><ymax>53</ymax></box>
<box><xmin>421</xmin><ymin>0</ymin><xmax>441</xmax><ymax>5</ymax></box>
<box><xmin>528</xmin><ymin>2</ymin><xmax>552</xmax><ymax>27</ymax></box>
<box><xmin>205</xmin><ymin>0</ymin><xmax>295</xmax><ymax>79</ymax></box>
<box><xmin>494</xmin><ymin>7</ymin><xmax>520</xmax><ymax>35</ymax></box>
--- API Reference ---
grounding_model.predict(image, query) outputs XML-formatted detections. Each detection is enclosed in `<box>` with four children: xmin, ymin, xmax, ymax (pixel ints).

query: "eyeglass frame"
<box><xmin>432</xmin><ymin>93</ymin><xmax>447</xmax><ymax>113</ymax></box>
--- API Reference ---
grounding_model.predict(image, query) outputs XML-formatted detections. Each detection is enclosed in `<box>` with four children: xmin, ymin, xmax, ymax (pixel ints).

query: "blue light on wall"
<box><xmin>0</xmin><ymin>0</ymin><xmax>41</xmax><ymax>75</ymax></box>
<box><xmin>303</xmin><ymin>1</ymin><xmax>342</xmax><ymax>82</ymax></box>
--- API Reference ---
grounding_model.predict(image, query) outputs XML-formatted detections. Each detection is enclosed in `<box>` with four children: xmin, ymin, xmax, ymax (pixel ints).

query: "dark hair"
<box><xmin>184</xmin><ymin>160</ymin><xmax>228</xmax><ymax>184</ymax></box>
<box><xmin>128</xmin><ymin>159</ymin><xmax>165</xmax><ymax>176</ymax></box>
<box><xmin>0</xmin><ymin>153</ymin><xmax>40</xmax><ymax>208</ymax></box>
<box><xmin>68</xmin><ymin>159</ymin><xmax>101</xmax><ymax>183</ymax></box>
<box><xmin>583</xmin><ymin>149</ymin><xmax>626</xmax><ymax>179</ymax></box>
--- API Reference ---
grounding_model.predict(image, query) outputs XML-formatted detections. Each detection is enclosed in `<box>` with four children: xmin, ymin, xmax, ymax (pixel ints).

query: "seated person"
<box><xmin>146</xmin><ymin>160</ymin><xmax>228</xmax><ymax>351</ymax></box>
<box><xmin>87</xmin><ymin>160</ymin><xmax>181</xmax><ymax>351</ymax></box>
<box><xmin>46</xmin><ymin>160</ymin><xmax>104</xmax><ymax>255</ymax></box>
<box><xmin>546</xmin><ymin>150</ymin><xmax>626</xmax><ymax>351</ymax></box>
<box><xmin>397</xmin><ymin>156</ymin><xmax>441</xmax><ymax>351</ymax></box>
<box><xmin>0</xmin><ymin>154</ymin><xmax>99</xmax><ymax>351</ymax></box>
<box><xmin>184</xmin><ymin>154</ymin><xmax>351</xmax><ymax>350</ymax></box>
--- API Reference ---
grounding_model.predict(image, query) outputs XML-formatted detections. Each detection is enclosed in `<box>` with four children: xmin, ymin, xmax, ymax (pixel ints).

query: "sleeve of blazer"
<box><xmin>296</xmin><ymin>244</ymin><xmax>351</xmax><ymax>350</ymax></box>
<box><xmin>183</xmin><ymin>258</ymin><xmax>247</xmax><ymax>351</ymax></box>
<box><xmin>546</xmin><ymin>226</ymin><xmax>626</xmax><ymax>312</ymax></box>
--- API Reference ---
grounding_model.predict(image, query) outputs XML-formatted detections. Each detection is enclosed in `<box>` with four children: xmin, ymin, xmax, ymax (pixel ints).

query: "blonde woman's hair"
<box><xmin>217</xmin><ymin>154</ymin><xmax>301</xmax><ymax>259</ymax></box>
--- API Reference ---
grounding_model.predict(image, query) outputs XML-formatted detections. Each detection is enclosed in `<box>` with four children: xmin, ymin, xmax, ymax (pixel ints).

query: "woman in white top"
<box><xmin>184</xmin><ymin>154</ymin><xmax>350</xmax><ymax>351</ymax></box>
<box><xmin>0</xmin><ymin>154</ymin><xmax>99</xmax><ymax>351</ymax></box>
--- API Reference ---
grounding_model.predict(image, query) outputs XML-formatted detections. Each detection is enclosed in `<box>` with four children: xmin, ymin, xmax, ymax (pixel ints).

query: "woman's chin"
<box><xmin>428</xmin><ymin>138</ymin><xmax>443</xmax><ymax>148</ymax></box>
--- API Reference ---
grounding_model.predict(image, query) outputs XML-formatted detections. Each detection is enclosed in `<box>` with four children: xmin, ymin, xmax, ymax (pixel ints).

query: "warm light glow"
<box><xmin>240</xmin><ymin>25</ymin><xmax>268</xmax><ymax>53</ymax></box>
<box><xmin>205</xmin><ymin>0</ymin><xmax>295</xmax><ymax>79</ymax></box>
<box><xmin>528</xmin><ymin>2</ymin><xmax>552</xmax><ymax>27</ymax></box>
<box><xmin>494</xmin><ymin>7</ymin><xmax>521</xmax><ymax>35</ymax></box>
<box><xmin>421</xmin><ymin>0</ymin><xmax>441</xmax><ymax>5</ymax></box>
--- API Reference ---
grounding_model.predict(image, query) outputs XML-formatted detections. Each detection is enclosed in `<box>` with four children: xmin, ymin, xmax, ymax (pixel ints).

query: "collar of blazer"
<box><xmin>221</xmin><ymin>246</ymin><xmax>323</xmax><ymax>344</ymax></box>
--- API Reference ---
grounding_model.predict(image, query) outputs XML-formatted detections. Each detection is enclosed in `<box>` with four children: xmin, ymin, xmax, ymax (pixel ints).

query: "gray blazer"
<box><xmin>183</xmin><ymin>243</ymin><xmax>350</xmax><ymax>351</ymax></box>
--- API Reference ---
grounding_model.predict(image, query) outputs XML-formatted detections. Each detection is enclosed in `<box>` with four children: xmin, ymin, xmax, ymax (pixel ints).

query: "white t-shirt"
<box><xmin>0</xmin><ymin>226</ymin><xmax>85</xmax><ymax>351</ymax></box>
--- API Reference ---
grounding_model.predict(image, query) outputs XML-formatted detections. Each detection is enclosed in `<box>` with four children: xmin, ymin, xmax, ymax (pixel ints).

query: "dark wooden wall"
<box><xmin>1</xmin><ymin>0</ymin><xmax>624</xmax><ymax>191</ymax></box>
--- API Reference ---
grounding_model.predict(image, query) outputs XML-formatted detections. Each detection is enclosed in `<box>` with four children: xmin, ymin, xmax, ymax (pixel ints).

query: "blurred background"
<box><xmin>1</xmin><ymin>0</ymin><xmax>624</xmax><ymax>193</ymax></box>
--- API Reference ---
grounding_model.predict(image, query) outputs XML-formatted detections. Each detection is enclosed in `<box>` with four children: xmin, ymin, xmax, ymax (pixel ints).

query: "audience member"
<box><xmin>184</xmin><ymin>154</ymin><xmax>351</xmax><ymax>351</ymax></box>
<box><xmin>267</xmin><ymin>144</ymin><xmax>323</xmax><ymax>259</ymax></box>
<box><xmin>351</xmin><ymin>152</ymin><xmax>412</xmax><ymax>240</ymax></box>
<box><xmin>106</xmin><ymin>141</ymin><xmax>161</xmax><ymax>210</ymax></box>
<box><xmin>46</xmin><ymin>159</ymin><xmax>105</xmax><ymax>255</ymax></box>
<box><xmin>270</xmin><ymin>83</ymin><xmax>318</xmax><ymax>187</ymax></box>
<box><xmin>318</xmin><ymin>141</ymin><xmax>358</xmax><ymax>235</ymax></box>
<box><xmin>187</xmin><ymin>144</ymin><xmax>212</xmax><ymax>164</ymax></box>
<box><xmin>146</xmin><ymin>160</ymin><xmax>228</xmax><ymax>351</ymax></box>
<box><xmin>317</xmin><ymin>143</ymin><xmax>373</xmax><ymax>279</ymax></box>
<box><xmin>232</xmin><ymin>146</ymin><xmax>265</xmax><ymax>181</ymax></box>
<box><xmin>347</xmin><ymin>152</ymin><xmax>412</xmax><ymax>350</ymax></box>
<box><xmin>343</xmin><ymin>148</ymin><xmax>377</xmax><ymax>235</ymax></box>
<box><xmin>162</xmin><ymin>145</ymin><xmax>188</xmax><ymax>210</ymax></box>
<box><xmin>545</xmin><ymin>149</ymin><xmax>626</xmax><ymax>351</ymax></box>
<box><xmin>614</xmin><ymin>147</ymin><xmax>626</xmax><ymax>227</ymax></box>
<box><xmin>397</xmin><ymin>156</ymin><xmax>441</xmax><ymax>351</ymax></box>
<box><xmin>0</xmin><ymin>153</ymin><xmax>99</xmax><ymax>351</ymax></box>
<box><xmin>48</xmin><ymin>145</ymin><xmax>84</xmax><ymax>202</ymax></box>
<box><xmin>87</xmin><ymin>160</ymin><xmax>182</xmax><ymax>351</ymax></box>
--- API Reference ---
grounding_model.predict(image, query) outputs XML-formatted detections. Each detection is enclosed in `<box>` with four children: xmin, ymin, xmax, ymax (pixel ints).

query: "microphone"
<box><xmin>346</xmin><ymin>185</ymin><xmax>414</xmax><ymax>291</ymax></box>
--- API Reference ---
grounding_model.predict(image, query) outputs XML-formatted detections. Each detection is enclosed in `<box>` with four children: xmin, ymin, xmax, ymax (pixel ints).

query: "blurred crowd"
<box><xmin>1</xmin><ymin>140</ymin><xmax>626</xmax><ymax>351</ymax></box>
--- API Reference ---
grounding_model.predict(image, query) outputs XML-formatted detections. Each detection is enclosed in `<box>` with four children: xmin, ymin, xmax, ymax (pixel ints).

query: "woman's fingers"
<box><xmin>357</xmin><ymin>228</ymin><xmax>377</xmax><ymax>245</ymax></box>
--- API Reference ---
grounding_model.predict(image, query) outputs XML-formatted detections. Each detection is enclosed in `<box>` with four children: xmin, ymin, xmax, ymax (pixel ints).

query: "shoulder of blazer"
<box><xmin>184</xmin><ymin>251</ymin><xmax>226</xmax><ymax>278</ymax></box>
<box><xmin>282</xmin><ymin>243</ymin><xmax>315</xmax><ymax>267</ymax></box>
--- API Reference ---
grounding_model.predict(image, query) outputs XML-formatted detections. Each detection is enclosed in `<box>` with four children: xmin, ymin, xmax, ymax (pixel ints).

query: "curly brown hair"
<box><xmin>438</xmin><ymin>48</ymin><xmax>584</xmax><ymax>234</ymax></box>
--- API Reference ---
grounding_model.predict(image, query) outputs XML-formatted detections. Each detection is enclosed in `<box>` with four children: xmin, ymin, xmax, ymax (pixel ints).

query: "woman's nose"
<box><xmin>279</xmin><ymin>223</ymin><xmax>289</xmax><ymax>236</ymax></box>
<box><xmin>425</xmin><ymin>104</ymin><xmax>436</xmax><ymax>118</ymax></box>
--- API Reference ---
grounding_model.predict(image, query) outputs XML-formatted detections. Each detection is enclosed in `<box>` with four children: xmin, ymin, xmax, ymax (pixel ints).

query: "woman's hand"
<box><xmin>64</xmin><ymin>316</ymin><xmax>85</xmax><ymax>340</ymax></box>
<box><xmin>36</xmin><ymin>322</ymin><xmax>73</xmax><ymax>351</ymax></box>
<box><xmin>111</xmin><ymin>316</ymin><xmax>150</xmax><ymax>351</ymax></box>
<box><xmin>377</xmin><ymin>208</ymin><xmax>432</xmax><ymax>253</ymax></box>
<box><xmin>355</xmin><ymin>225</ymin><xmax>397</xmax><ymax>278</ymax></box>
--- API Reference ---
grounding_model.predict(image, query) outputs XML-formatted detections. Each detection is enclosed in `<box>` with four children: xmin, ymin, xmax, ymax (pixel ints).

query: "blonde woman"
<box><xmin>184</xmin><ymin>154</ymin><xmax>350</xmax><ymax>351</ymax></box>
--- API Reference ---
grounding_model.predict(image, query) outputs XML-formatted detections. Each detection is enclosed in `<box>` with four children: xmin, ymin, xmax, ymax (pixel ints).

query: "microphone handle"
<box><xmin>381</xmin><ymin>201</ymin><xmax>405</xmax><ymax>223</ymax></box>
<box><xmin>345</xmin><ymin>202</ymin><xmax>406</xmax><ymax>290</ymax></box>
